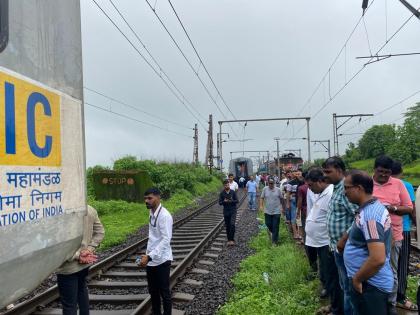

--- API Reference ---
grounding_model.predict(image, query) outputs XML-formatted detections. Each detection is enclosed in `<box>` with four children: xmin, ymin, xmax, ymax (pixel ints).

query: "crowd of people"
<box><xmin>234</xmin><ymin>155</ymin><xmax>417</xmax><ymax>315</ymax></box>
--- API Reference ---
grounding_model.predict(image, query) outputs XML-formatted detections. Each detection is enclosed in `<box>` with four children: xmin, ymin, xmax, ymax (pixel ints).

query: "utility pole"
<box><xmin>193</xmin><ymin>124</ymin><xmax>199</xmax><ymax>165</ymax></box>
<box><xmin>333</xmin><ymin>113</ymin><xmax>373</xmax><ymax>155</ymax></box>
<box><xmin>274</xmin><ymin>138</ymin><xmax>281</xmax><ymax>177</ymax></box>
<box><xmin>311</xmin><ymin>140</ymin><xmax>331</xmax><ymax>157</ymax></box>
<box><xmin>205</xmin><ymin>115</ymin><xmax>213</xmax><ymax>173</ymax></box>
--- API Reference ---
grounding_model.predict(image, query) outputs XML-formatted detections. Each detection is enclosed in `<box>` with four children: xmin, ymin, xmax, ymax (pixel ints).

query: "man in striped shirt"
<box><xmin>323</xmin><ymin>157</ymin><xmax>358</xmax><ymax>315</ymax></box>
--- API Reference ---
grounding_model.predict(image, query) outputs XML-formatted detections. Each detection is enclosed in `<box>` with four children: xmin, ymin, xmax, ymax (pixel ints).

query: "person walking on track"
<box><xmin>219</xmin><ymin>179</ymin><xmax>239</xmax><ymax>246</ymax></box>
<box><xmin>260</xmin><ymin>177</ymin><xmax>282</xmax><ymax>245</ymax></box>
<box><xmin>343</xmin><ymin>170</ymin><xmax>393</xmax><ymax>315</ymax></box>
<box><xmin>228</xmin><ymin>173</ymin><xmax>239</xmax><ymax>192</ymax></box>
<box><xmin>56</xmin><ymin>205</ymin><xmax>105</xmax><ymax>315</ymax></box>
<box><xmin>246</xmin><ymin>175</ymin><xmax>258</xmax><ymax>210</ymax></box>
<box><xmin>139</xmin><ymin>188</ymin><xmax>173</xmax><ymax>315</ymax></box>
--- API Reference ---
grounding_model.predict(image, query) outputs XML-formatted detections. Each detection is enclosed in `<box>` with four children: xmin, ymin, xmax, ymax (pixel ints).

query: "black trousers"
<box><xmin>305</xmin><ymin>245</ymin><xmax>318</xmax><ymax>272</ymax></box>
<box><xmin>146</xmin><ymin>261</ymin><xmax>172</xmax><ymax>315</ymax></box>
<box><xmin>317</xmin><ymin>246</ymin><xmax>344</xmax><ymax>315</ymax></box>
<box><xmin>397</xmin><ymin>231</ymin><xmax>410</xmax><ymax>301</ymax></box>
<box><xmin>349</xmin><ymin>281</ymin><xmax>389</xmax><ymax>315</ymax></box>
<box><xmin>224</xmin><ymin>211</ymin><xmax>237</xmax><ymax>241</ymax></box>
<box><xmin>265</xmin><ymin>213</ymin><xmax>280</xmax><ymax>244</ymax></box>
<box><xmin>57</xmin><ymin>267</ymin><xmax>90</xmax><ymax>315</ymax></box>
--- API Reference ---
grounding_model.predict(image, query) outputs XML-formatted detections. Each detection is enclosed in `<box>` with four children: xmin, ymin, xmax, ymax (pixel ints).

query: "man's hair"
<box><xmin>228</xmin><ymin>173</ymin><xmax>234</xmax><ymax>177</ymax></box>
<box><xmin>306</xmin><ymin>168</ymin><xmax>325</xmax><ymax>182</ymax></box>
<box><xmin>348</xmin><ymin>170</ymin><xmax>373</xmax><ymax>194</ymax></box>
<box><xmin>391</xmin><ymin>160</ymin><xmax>403</xmax><ymax>175</ymax></box>
<box><xmin>302</xmin><ymin>171</ymin><xmax>308</xmax><ymax>178</ymax></box>
<box><xmin>223</xmin><ymin>179</ymin><xmax>229</xmax><ymax>185</ymax></box>
<box><xmin>374</xmin><ymin>155</ymin><xmax>393</xmax><ymax>170</ymax></box>
<box><xmin>144</xmin><ymin>187</ymin><xmax>161</xmax><ymax>196</ymax></box>
<box><xmin>322</xmin><ymin>156</ymin><xmax>346</xmax><ymax>171</ymax></box>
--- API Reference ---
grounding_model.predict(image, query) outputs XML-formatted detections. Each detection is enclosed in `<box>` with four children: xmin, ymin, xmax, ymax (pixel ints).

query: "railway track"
<box><xmin>4</xmin><ymin>192</ymin><xmax>246</xmax><ymax>315</ymax></box>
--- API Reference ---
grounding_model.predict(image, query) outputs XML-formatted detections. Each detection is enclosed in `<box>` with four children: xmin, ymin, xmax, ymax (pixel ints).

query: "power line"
<box><xmin>144</xmin><ymin>0</ymin><xmax>240</xmax><ymax>137</ymax></box>
<box><xmin>85</xmin><ymin>101</ymin><xmax>192</xmax><ymax>138</ymax></box>
<box><xmin>91</xmin><ymin>0</ymin><xmax>207</xmax><ymax>130</ymax></box>
<box><xmin>84</xmin><ymin>86</ymin><xmax>192</xmax><ymax>130</ymax></box>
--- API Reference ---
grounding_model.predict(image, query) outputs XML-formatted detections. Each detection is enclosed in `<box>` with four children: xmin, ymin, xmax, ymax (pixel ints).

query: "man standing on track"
<box><xmin>323</xmin><ymin>156</ymin><xmax>358</xmax><ymax>315</ymax></box>
<box><xmin>228</xmin><ymin>173</ymin><xmax>239</xmax><ymax>192</ymax></box>
<box><xmin>246</xmin><ymin>175</ymin><xmax>258</xmax><ymax>210</ymax></box>
<box><xmin>139</xmin><ymin>188</ymin><xmax>173</xmax><ymax>315</ymax></box>
<box><xmin>219</xmin><ymin>179</ymin><xmax>239</xmax><ymax>246</ymax></box>
<box><xmin>260</xmin><ymin>177</ymin><xmax>282</xmax><ymax>245</ymax></box>
<box><xmin>305</xmin><ymin>168</ymin><xmax>343</xmax><ymax>315</ymax></box>
<box><xmin>56</xmin><ymin>205</ymin><xmax>105</xmax><ymax>315</ymax></box>
<box><xmin>371</xmin><ymin>155</ymin><xmax>413</xmax><ymax>315</ymax></box>
<box><xmin>392</xmin><ymin>161</ymin><xmax>418</xmax><ymax>312</ymax></box>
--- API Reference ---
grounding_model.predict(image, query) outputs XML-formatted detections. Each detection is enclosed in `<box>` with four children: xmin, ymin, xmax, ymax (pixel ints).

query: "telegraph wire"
<box><xmin>84</xmin><ymin>86</ymin><xmax>192</xmax><ymax>130</ymax></box>
<box><xmin>91</xmin><ymin>0</ymin><xmax>207</xmax><ymax>131</ymax></box>
<box><xmin>85</xmin><ymin>101</ymin><xmax>192</xmax><ymax>138</ymax></box>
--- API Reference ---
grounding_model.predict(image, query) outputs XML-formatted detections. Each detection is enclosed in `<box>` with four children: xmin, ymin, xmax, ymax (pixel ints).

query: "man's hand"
<box><xmin>336</xmin><ymin>237</ymin><xmax>347</xmax><ymax>253</ymax></box>
<box><xmin>79</xmin><ymin>249</ymin><xmax>97</xmax><ymax>264</ymax></box>
<box><xmin>352</xmin><ymin>277</ymin><xmax>363</xmax><ymax>294</ymax></box>
<box><xmin>139</xmin><ymin>255</ymin><xmax>149</xmax><ymax>267</ymax></box>
<box><xmin>296</xmin><ymin>210</ymin><xmax>301</xmax><ymax>220</ymax></box>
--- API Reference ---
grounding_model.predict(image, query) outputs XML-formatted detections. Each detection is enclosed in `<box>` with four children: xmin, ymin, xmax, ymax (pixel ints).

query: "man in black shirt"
<box><xmin>219</xmin><ymin>179</ymin><xmax>238</xmax><ymax>246</ymax></box>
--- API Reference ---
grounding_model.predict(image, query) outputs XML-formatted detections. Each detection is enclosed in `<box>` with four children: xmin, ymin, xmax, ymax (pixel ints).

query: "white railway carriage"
<box><xmin>228</xmin><ymin>157</ymin><xmax>253</xmax><ymax>184</ymax></box>
<box><xmin>0</xmin><ymin>0</ymin><xmax>85</xmax><ymax>308</ymax></box>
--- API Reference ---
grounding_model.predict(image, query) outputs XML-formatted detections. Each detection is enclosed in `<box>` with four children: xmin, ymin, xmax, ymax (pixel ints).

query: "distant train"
<box><xmin>229</xmin><ymin>157</ymin><xmax>253</xmax><ymax>184</ymax></box>
<box><xmin>266</xmin><ymin>153</ymin><xmax>304</xmax><ymax>175</ymax></box>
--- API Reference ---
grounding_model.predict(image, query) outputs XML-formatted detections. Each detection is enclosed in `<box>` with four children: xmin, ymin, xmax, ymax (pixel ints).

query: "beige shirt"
<box><xmin>57</xmin><ymin>205</ymin><xmax>105</xmax><ymax>274</ymax></box>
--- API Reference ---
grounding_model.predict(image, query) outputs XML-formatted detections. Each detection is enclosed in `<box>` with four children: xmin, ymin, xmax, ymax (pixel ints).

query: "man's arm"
<box><xmin>232</xmin><ymin>190</ymin><xmax>238</xmax><ymax>205</ymax></box>
<box><xmin>296</xmin><ymin>189</ymin><xmax>303</xmax><ymax>219</ymax></box>
<box><xmin>259</xmin><ymin>189</ymin><xmax>265</xmax><ymax>211</ymax></box>
<box><xmin>352</xmin><ymin>242</ymin><xmax>386</xmax><ymax>293</ymax></box>
<box><xmin>219</xmin><ymin>192</ymin><xmax>224</xmax><ymax>206</ymax></box>
<box><xmin>88</xmin><ymin>210</ymin><xmax>105</xmax><ymax>252</ymax></box>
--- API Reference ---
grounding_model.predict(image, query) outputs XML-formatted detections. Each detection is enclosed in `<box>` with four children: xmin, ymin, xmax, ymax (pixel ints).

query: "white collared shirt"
<box><xmin>305</xmin><ymin>184</ymin><xmax>333</xmax><ymax>248</ymax></box>
<box><xmin>229</xmin><ymin>181</ymin><xmax>238</xmax><ymax>191</ymax></box>
<box><xmin>146</xmin><ymin>204</ymin><xmax>173</xmax><ymax>266</ymax></box>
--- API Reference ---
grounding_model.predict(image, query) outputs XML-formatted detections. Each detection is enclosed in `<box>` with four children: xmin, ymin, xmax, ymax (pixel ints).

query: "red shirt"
<box><xmin>297</xmin><ymin>183</ymin><xmax>308</xmax><ymax>215</ymax></box>
<box><xmin>373</xmin><ymin>177</ymin><xmax>412</xmax><ymax>241</ymax></box>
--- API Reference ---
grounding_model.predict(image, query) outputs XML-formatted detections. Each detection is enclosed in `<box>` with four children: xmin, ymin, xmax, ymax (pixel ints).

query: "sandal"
<box><xmin>397</xmin><ymin>298</ymin><xmax>418</xmax><ymax>311</ymax></box>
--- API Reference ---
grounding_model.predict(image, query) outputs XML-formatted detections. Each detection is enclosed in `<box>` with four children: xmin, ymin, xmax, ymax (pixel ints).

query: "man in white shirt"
<box><xmin>140</xmin><ymin>188</ymin><xmax>173</xmax><ymax>315</ymax></box>
<box><xmin>305</xmin><ymin>168</ymin><xmax>343</xmax><ymax>315</ymax></box>
<box><xmin>228</xmin><ymin>173</ymin><xmax>239</xmax><ymax>191</ymax></box>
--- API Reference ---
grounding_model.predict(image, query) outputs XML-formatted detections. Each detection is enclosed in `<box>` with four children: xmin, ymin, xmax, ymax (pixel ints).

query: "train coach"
<box><xmin>228</xmin><ymin>157</ymin><xmax>253</xmax><ymax>185</ymax></box>
<box><xmin>0</xmin><ymin>0</ymin><xmax>85</xmax><ymax>308</ymax></box>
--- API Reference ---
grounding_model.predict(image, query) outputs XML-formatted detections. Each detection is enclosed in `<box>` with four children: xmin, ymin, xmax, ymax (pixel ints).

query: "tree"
<box><xmin>358</xmin><ymin>124</ymin><xmax>396</xmax><ymax>159</ymax></box>
<box><xmin>343</xmin><ymin>142</ymin><xmax>362</xmax><ymax>163</ymax></box>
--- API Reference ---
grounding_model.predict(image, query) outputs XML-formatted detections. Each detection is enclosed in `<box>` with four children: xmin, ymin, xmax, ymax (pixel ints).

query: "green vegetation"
<box><xmin>86</xmin><ymin>156</ymin><xmax>222</xmax><ymax>250</ymax></box>
<box><xmin>218</xmin><ymin>224</ymin><xmax>320</xmax><ymax>315</ymax></box>
<box><xmin>407</xmin><ymin>275</ymin><xmax>419</xmax><ymax>303</ymax></box>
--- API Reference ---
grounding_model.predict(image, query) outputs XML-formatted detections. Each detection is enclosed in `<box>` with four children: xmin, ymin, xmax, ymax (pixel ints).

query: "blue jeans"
<box><xmin>335</xmin><ymin>250</ymin><xmax>353</xmax><ymax>315</ymax></box>
<box><xmin>248</xmin><ymin>192</ymin><xmax>256</xmax><ymax>209</ymax></box>
<box><xmin>290</xmin><ymin>199</ymin><xmax>297</xmax><ymax>223</ymax></box>
<box><xmin>265</xmin><ymin>213</ymin><xmax>280</xmax><ymax>244</ymax></box>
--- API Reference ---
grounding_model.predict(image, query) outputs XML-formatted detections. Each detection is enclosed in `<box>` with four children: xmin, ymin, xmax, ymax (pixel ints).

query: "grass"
<box><xmin>91</xmin><ymin>177</ymin><xmax>221</xmax><ymax>250</ymax></box>
<box><xmin>349</xmin><ymin>158</ymin><xmax>420</xmax><ymax>186</ymax></box>
<box><xmin>407</xmin><ymin>275</ymin><xmax>419</xmax><ymax>303</ymax></box>
<box><xmin>218</xmin><ymin>222</ymin><xmax>320</xmax><ymax>315</ymax></box>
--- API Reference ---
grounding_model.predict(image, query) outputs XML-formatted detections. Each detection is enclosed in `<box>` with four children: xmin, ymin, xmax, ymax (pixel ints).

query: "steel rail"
<box><xmin>3</xmin><ymin>198</ymin><xmax>219</xmax><ymax>315</ymax></box>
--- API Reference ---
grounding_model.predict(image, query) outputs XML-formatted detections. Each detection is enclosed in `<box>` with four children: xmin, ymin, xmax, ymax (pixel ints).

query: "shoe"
<box><xmin>320</xmin><ymin>288</ymin><xmax>328</xmax><ymax>299</ymax></box>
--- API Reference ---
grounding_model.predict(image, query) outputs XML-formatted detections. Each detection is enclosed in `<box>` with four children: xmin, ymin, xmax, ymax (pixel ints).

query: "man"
<box><xmin>219</xmin><ymin>179</ymin><xmax>239</xmax><ymax>245</ymax></box>
<box><xmin>343</xmin><ymin>170</ymin><xmax>393</xmax><ymax>315</ymax></box>
<box><xmin>305</xmin><ymin>168</ymin><xmax>343</xmax><ymax>315</ymax></box>
<box><xmin>279</xmin><ymin>172</ymin><xmax>288</xmax><ymax>219</ymax></box>
<box><xmin>372</xmin><ymin>155</ymin><xmax>413</xmax><ymax>314</ymax></box>
<box><xmin>392</xmin><ymin>161</ymin><xmax>418</xmax><ymax>312</ymax></box>
<box><xmin>246</xmin><ymin>175</ymin><xmax>258</xmax><ymax>210</ymax></box>
<box><xmin>285</xmin><ymin>170</ymin><xmax>301</xmax><ymax>239</ymax></box>
<box><xmin>260</xmin><ymin>177</ymin><xmax>282</xmax><ymax>245</ymax></box>
<box><xmin>228</xmin><ymin>173</ymin><xmax>239</xmax><ymax>192</ymax></box>
<box><xmin>140</xmin><ymin>188</ymin><xmax>173</xmax><ymax>315</ymax></box>
<box><xmin>255</xmin><ymin>173</ymin><xmax>261</xmax><ymax>188</ymax></box>
<box><xmin>297</xmin><ymin>171</ymin><xmax>308</xmax><ymax>241</ymax></box>
<box><xmin>57</xmin><ymin>205</ymin><xmax>105</xmax><ymax>315</ymax></box>
<box><xmin>323</xmin><ymin>156</ymin><xmax>358</xmax><ymax>315</ymax></box>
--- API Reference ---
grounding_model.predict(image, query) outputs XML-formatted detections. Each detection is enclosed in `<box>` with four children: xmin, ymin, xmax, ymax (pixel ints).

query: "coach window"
<box><xmin>0</xmin><ymin>0</ymin><xmax>8</xmax><ymax>53</ymax></box>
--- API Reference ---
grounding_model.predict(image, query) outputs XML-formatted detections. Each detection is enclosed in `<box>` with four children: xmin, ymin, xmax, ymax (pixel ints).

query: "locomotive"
<box><xmin>228</xmin><ymin>157</ymin><xmax>253</xmax><ymax>185</ymax></box>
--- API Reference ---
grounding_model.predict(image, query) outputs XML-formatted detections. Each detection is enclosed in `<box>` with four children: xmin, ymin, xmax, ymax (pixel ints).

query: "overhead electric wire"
<box><xmin>84</xmin><ymin>86</ymin><xmax>192</xmax><ymax>130</ymax></box>
<box><xmin>85</xmin><ymin>101</ymin><xmax>192</xmax><ymax>138</ymax></box>
<box><xmin>144</xmin><ymin>0</ymin><xmax>240</xmax><ymax>137</ymax></box>
<box><xmin>91</xmin><ymin>0</ymin><xmax>207</xmax><ymax>131</ymax></box>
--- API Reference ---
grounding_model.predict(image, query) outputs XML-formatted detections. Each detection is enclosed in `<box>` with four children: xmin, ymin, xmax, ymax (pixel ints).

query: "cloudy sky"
<box><xmin>81</xmin><ymin>0</ymin><xmax>420</xmax><ymax>168</ymax></box>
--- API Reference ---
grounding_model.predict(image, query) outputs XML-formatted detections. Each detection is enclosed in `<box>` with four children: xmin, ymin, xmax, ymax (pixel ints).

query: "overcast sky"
<box><xmin>81</xmin><ymin>0</ymin><xmax>420</xmax><ymax>168</ymax></box>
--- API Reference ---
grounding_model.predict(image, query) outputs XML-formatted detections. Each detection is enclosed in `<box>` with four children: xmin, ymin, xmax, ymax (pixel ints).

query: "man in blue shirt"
<box><xmin>343</xmin><ymin>170</ymin><xmax>393</xmax><ymax>315</ymax></box>
<box><xmin>246</xmin><ymin>175</ymin><xmax>258</xmax><ymax>210</ymax></box>
<box><xmin>392</xmin><ymin>161</ymin><xmax>418</xmax><ymax>312</ymax></box>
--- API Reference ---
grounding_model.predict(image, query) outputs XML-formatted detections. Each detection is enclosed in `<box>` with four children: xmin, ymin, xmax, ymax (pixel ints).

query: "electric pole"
<box><xmin>205</xmin><ymin>115</ymin><xmax>213</xmax><ymax>173</ymax></box>
<box><xmin>333</xmin><ymin>113</ymin><xmax>373</xmax><ymax>155</ymax></box>
<box><xmin>311</xmin><ymin>140</ymin><xmax>331</xmax><ymax>157</ymax></box>
<box><xmin>274</xmin><ymin>138</ymin><xmax>281</xmax><ymax>177</ymax></box>
<box><xmin>193</xmin><ymin>124</ymin><xmax>199</xmax><ymax>165</ymax></box>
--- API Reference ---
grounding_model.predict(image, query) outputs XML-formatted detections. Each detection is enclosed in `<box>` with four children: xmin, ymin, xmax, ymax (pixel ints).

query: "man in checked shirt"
<box><xmin>323</xmin><ymin>157</ymin><xmax>358</xmax><ymax>315</ymax></box>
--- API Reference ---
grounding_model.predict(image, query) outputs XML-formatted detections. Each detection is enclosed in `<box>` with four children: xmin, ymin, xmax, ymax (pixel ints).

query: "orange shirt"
<box><xmin>373</xmin><ymin>177</ymin><xmax>412</xmax><ymax>241</ymax></box>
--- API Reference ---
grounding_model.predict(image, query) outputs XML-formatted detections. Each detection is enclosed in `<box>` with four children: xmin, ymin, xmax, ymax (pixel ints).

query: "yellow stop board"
<box><xmin>0</xmin><ymin>70</ymin><xmax>61</xmax><ymax>166</ymax></box>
